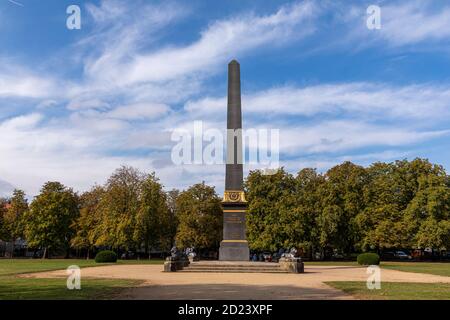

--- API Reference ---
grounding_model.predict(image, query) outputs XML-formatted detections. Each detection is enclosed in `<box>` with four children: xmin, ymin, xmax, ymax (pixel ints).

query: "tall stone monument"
<box><xmin>219</xmin><ymin>60</ymin><xmax>250</xmax><ymax>261</ymax></box>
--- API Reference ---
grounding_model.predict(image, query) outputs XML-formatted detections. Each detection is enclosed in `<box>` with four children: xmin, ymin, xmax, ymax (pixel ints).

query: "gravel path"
<box><xmin>22</xmin><ymin>264</ymin><xmax>450</xmax><ymax>300</ymax></box>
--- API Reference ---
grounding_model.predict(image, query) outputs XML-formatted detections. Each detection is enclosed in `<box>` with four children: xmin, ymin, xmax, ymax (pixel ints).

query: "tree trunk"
<box><xmin>42</xmin><ymin>247</ymin><xmax>48</xmax><ymax>259</ymax></box>
<box><xmin>86</xmin><ymin>247</ymin><xmax>90</xmax><ymax>260</ymax></box>
<box><xmin>10</xmin><ymin>239</ymin><xmax>15</xmax><ymax>258</ymax></box>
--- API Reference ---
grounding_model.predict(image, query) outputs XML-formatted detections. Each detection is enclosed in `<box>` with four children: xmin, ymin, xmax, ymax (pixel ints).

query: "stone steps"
<box><xmin>178</xmin><ymin>262</ymin><xmax>289</xmax><ymax>273</ymax></box>
<box><xmin>180</xmin><ymin>269</ymin><xmax>287</xmax><ymax>273</ymax></box>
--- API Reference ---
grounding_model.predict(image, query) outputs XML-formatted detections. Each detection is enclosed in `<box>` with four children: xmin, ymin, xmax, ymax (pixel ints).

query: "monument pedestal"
<box><xmin>219</xmin><ymin>240</ymin><xmax>249</xmax><ymax>261</ymax></box>
<box><xmin>219</xmin><ymin>191</ymin><xmax>249</xmax><ymax>261</ymax></box>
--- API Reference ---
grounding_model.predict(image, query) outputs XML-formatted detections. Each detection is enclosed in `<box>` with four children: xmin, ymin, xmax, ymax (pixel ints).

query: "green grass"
<box><xmin>0</xmin><ymin>258</ymin><xmax>164</xmax><ymax>276</ymax></box>
<box><xmin>380</xmin><ymin>262</ymin><xmax>450</xmax><ymax>277</ymax></box>
<box><xmin>0</xmin><ymin>258</ymin><xmax>163</xmax><ymax>299</ymax></box>
<box><xmin>0</xmin><ymin>277</ymin><xmax>140</xmax><ymax>300</ymax></box>
<box><xmin>304</xmin><ymin>261</ymin><xmax>450</xmax><ymax>277</ymax></box>
<box><xmin>327</xmin><ymin>281</ymin><xmax>450</xmax><ymax>300</ymax></box>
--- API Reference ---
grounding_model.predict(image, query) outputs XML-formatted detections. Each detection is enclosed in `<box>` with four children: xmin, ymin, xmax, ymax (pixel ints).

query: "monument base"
<box><xmin>219</xmin><ymin>240</ymin><xmax>249</xmax><ymax>261</ymax></box>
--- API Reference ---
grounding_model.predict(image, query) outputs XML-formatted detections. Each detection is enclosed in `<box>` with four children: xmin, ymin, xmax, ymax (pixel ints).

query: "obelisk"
<box><xmin>219</xmin><ymin>60</ymin><xmax>250</xmax><ymax>261</ymax></box>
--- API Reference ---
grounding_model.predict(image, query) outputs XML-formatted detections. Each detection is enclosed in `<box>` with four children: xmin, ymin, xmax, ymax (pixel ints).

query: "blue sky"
<box><xmin>1</xmin><ymin>0</ymin><xmax>450</xmax><ymax>197</ymax></box>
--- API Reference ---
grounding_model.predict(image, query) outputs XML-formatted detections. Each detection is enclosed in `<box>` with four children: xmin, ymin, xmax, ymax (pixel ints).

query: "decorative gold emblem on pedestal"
<box><xmin>223</xmin><ymin>190</ymin><xmax>247</xmax><ymax>203</ymax></box>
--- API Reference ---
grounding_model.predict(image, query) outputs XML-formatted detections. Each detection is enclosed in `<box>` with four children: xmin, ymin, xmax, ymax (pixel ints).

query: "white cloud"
<box><xmin>82</xmin><ymin>1</ymin><xmax>190</xmax><ymax>86</ymax></box>
<box><xmin>0</xmin><ymin>70</ymin><xmax>58</xmax><ymax>99</ymax></box>
<box><xmin>341</xmin><ymin>1</ymin><xmax>450</xmax><ymax>50</ymax></box>
<box><xmin>107</xmin><ymin>103</ymin><xmax>170</xmax><ymax>120</ymax></box>
<box><xmin>185</xmin><ymin>83</ymin><xmax>450</xmax><ymax>120</ymax></box>
<box><xmin>85</xmin><ymin>1</ymin><xmax>318</xmax><ymax>86</ymax></box>
<box><xmin>381</xmin><ymin>1</ymin><xmax>450</xmax><ymax>46</ymax></box>
<box><xmin>279</xmin><ymin>121</ymin><xmax>449</xmax><ymax>154</ymax></box>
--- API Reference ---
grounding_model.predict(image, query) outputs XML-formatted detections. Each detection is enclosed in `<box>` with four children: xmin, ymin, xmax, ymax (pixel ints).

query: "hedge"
<box><xmin>95</xmin><ymin>250</ymin><xmax>118</xmax><ymax>263</ymax></box>
<box><xmin>357</xmin><ymin>253</ymin><xmax>380</xmax><ymax>265</ymax></box>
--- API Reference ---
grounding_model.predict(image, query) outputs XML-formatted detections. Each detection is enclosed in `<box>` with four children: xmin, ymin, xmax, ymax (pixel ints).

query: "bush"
<box><xmin>95</xmin><ymin>250</ymin><xmax>118</xmax><ymax>263</ymax></box>
<box><xmin>357</xmin><ymin>253</ymin><xmax>380</xmax><ymax>265</ymax></box>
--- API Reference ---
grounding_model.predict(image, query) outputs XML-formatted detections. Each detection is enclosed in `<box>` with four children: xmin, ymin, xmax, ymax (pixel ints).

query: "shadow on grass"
<box><xmin>0</xmin><ymin>277</ymin><xmax>141</xmax><ymax>300</ymax></box>
<box><xmin>119</xmin><ymin>283</ymin><xmax>352</xmax><ymax>300</ymax></box>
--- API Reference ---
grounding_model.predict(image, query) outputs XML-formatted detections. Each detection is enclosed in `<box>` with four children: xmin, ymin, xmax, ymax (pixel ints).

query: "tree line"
<box><xmin>0</xmin><ymin>158</ymin><xmax>449</xmax><ymax>259</ymax></box>
<box><xmin>0</xmin><ymin>166</ymin><xmax>217</xmax><ymax>259</ymax></box>
<box><xmin>246</xmin><ymin>159</ymin><xmax>450</xmax><ymax>257</ymax></box>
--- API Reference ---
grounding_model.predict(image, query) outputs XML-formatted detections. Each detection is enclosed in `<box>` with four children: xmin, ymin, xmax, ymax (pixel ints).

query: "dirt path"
<box><xmin>22</xmin><ymin>265</ymin><xmax>450</xmax><ymax>300</ymax></box>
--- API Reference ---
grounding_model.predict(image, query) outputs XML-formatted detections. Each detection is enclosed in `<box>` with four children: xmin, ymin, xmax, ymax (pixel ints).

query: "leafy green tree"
<box><xmin>405</xmin><ymin>169</ymin><xmax>450</xmax><ymax>249</ymax></box>
<box><xmin>96</xmin><ymin>166</ymin><xmax>142</xmax><ymax>251</ymax></box>
<box><xmin>245</xmin><ymin>168</ymin><xmax>296</xmax><ymax>251</ymax></box>
<box><xmin>355</xmin><ymin>162</ymin><xmax>404</xmax><ymax>251</ymax></box>
<box><xmin>415</xmin><ymin>218</ymin><xmax>450</xmax><ymax>250</ymax></box>
<box><xmin>355</xmin><ymin>158</ymin><xmax>449</xmax><ymax>251</ymax></box>
<box><xmin>291</xmin><ymin>168</ymin><xmax>325</xmax><ymax>256</ymax></box>
<box><xmin>166</xmin><ymin>189</ymin><xmax>180</xmax><ymax>247</ymax></box>
<box><xmin>0</xmin><ymin>198</ymin><xmax>8</xmax><ymax>241</ymax></box>
<box><xmin>24</xmin><ymin>182</ymin><xmax>79</xmax><ymax>258</ymax></box>
<box><xmin>71</xmin><ymin>186</ymin><xmax>105</xmax><ymax>259</ymax></box>
<box><xmin>133</xmin><ymin>173</ymin><xmax>171</xmax><ymax>256</ymax></box>
<box><xmin>3</xmin><ymin>189</ymin><xmax>28</xmax><ymax>257</ymax></box>
<box><xmin>317</xmin><ymin>162</ymin><xmax>367</xmax><ymax>254</ymax></box>
<box><xmin>175</xmin><ymin>182</ymin><xmax>222</xmax><ymax>250</ymax></box>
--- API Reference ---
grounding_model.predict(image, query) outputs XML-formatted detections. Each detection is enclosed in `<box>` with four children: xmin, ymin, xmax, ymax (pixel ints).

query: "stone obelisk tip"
<box><xmin>225</xmin><ymin>57</ymin><xmax>243</xmax><ymax>191</ymax></box>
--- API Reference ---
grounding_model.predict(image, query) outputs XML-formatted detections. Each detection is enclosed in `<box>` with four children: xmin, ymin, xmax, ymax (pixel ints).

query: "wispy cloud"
<box><xmin>380</xmin><ymin>1</ymin><xmax>450</xmax><ymax>46</ymax></box>
<box><xmin>83</xmin><ymin>1</ymin><xmax>318</xmax><ymax>87</ymax></box>
<box><xmin>343</xmin><ymin>0</ymin><xmax>450</xmax><ymax>50</ymax></box>
<box><xmin>0</xmin><ymin>65</ymin><xmax>59</xmax><ymax>99</ymax></box>
<box><xmin>185</xmin><ymin>82</ymin><xmax>450</xmax><ymax>121</ymax></box>
<box><xmin>7</xmin><ymin>0</ymin><xmax>23</xmax><ymax>7</ymax></box>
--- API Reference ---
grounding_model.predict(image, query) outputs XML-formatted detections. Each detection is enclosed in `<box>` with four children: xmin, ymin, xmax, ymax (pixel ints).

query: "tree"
<box><xmin>415</xmin><ymin>218</ymin><xmax>450</xmax><ymax>250</ymax></box>
<box><xmin>71</xmin><ymin>186</ymin><xmax>105</xmax><ymax>259</ymax></box>
<box><xmin>355</xmin><ymin>161</ymin><xmax>405</xmax><ymax>251</ymax></box>
<box><xmin>175</xmin><ymin>182</ymin><xmax>222</xmax><ymax>250</ymax></box>
<box><xmin>290</xmin><ymin>168</ymin><xmax>325</xmax><ymax>256</ymax></box>
<box><xmin>24</xmin><ymin>182</ymin><xmax>79</xmax><ymax>258</ymax></box>
<box><xmin>95</xmin><ymin>166</ymin><xmax>142</xmax><ymax>251</ymax></box>
<box><xmin>3</xmin><ymin>189</ymin><xmax>28</xmax><ymax>257</ymax></box>
<box><xmin>0</xmin><ymin>198</ymin><xmax>8</xmax><ymax>241</ymax></box>
<box><xmin>133</xmin><ymin>173</ymin><xmax>171</xmax><ymax>257</ymax></box>
<box><xmin>245</xmin><ymin>168</ymin><xmax>296</xmax><ymax>251</ymax></box>
<box><xmin>166</xmin><ymin>189</ymin><xmax>180</xmax><ymax>248</ymax></box>
<box><xmin>317</xmin><ymin>162</ymin><xmax>367</xmax><ymax>255</ymax></box>
<box><xmin>405</xmin><ymin>170</ymin><xmax>450</xmax><ymax>250</ymax></box>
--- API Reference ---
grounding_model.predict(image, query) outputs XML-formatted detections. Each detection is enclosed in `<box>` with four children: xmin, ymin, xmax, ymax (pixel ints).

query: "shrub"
<box><xmin>357</xmin><ymin>253</ymin><xmax>380</xmax><ymax>265</ymax></box>
<box><xmin>95</xmin><ymin>250</ymin><xmax>118</xmax><ymax>263</ymax></box>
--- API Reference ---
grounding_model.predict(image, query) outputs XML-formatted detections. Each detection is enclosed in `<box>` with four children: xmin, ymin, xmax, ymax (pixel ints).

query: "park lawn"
<box><xmin>304</xmin><ymin>261</ymin><xmax>450</xmax><ymax>278</ymax></box>
<box><xmin>0</xmin><ymin>276</ymin><xmax>140</xmax><ymax>300</ymax></box>
<box><xmin>0</xmin><ymin>259</ymin><xmax>164</xmax><ymax>300</ymax></box>
<box><xmin>0</xmin><ymin>258</ymin><xmax>164</xmax><ymax>276</ymax></box>
<box><xmin>380</xmin><ymin>262</ymin><xmax>450</xmax><ymax>277</ymax></box>
<box><xmin>327</xmin><ymin>281</ymin><xmax>450</xmax><ymax>300</ymax></box>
